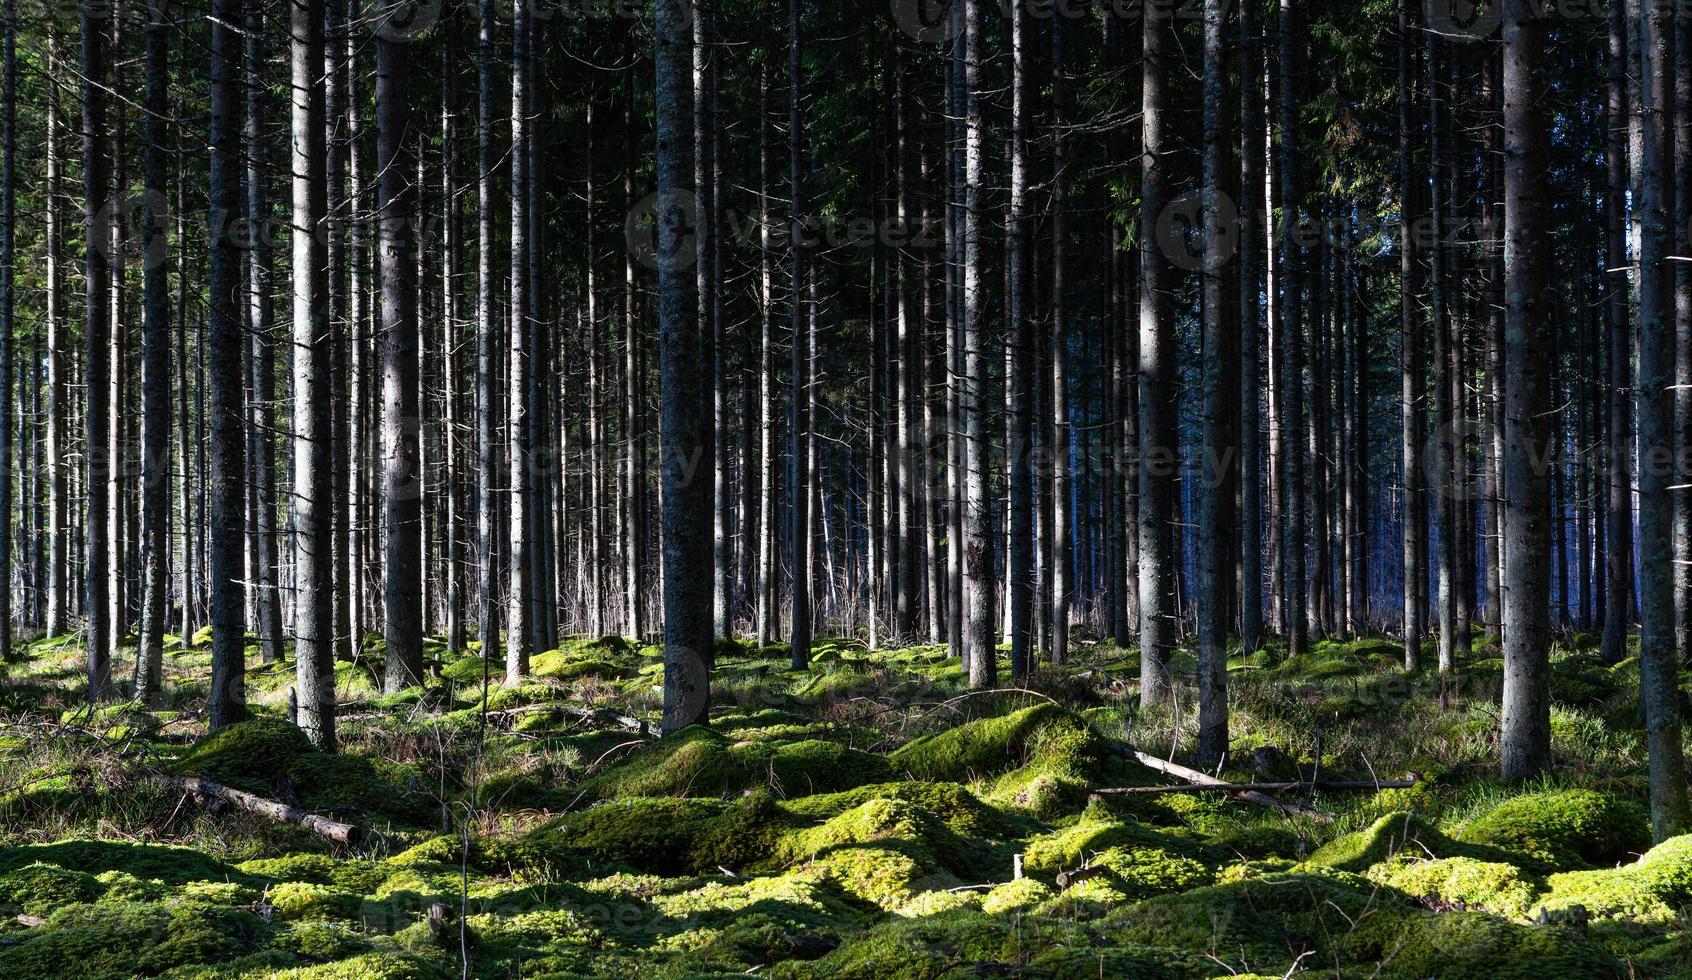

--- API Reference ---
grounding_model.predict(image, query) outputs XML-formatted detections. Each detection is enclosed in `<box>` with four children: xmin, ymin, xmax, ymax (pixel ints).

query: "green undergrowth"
<box><xmin>1</xmin><ymin>631</ymin><xmax>1687</xmax><ymax>976</ymax></box>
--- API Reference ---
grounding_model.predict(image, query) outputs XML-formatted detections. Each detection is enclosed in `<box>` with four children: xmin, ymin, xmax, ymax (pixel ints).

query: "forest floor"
<box><xmin>0</xmin><ymin>625</ymin><xmax>1688</xmax><ymax>977</ymax></box>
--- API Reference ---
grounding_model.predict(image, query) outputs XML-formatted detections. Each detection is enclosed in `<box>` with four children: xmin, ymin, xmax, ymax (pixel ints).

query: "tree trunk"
<box><xmin>378</xmin><ymin>0</ymin><xmax>422</xmax><ymax>691</ymax></box>
<box><xmin>0</xmin><ymin>0</ymin><xmax>14</xmax><ymax>662</ymax></box>
<box><xmin>135</xmin><ymin>0</ymin><xmax>169</xmax><ymax>700</ymax></box>
<box><xmin>1238</xmin><ymin>0</ymin><xmax>1264</xmax><ymax>655</ymax></box>
<box><xmin>292</xmin><ymin>0</ymin><xmax>335</xmax><ymax>747</ymax></box>
<box><xmin>1197</xmin><ymin>0</ymin><xmax>1231</xmax><ymax>765</ymax></box>
<box><xmin>206</xmin><ymin>0</ymin><xmax>247</xmax><ymax>728</ymax></box>
<box><xmin>1049</xmin><ymin>10</ymin><xmax>1072</xmax><ymax>668</ymax></box>
<box><xmin>1275</xmin><ymin>0</ymin><xmax>1306</xmax><ymax>657</ymax></box>
<box><xmin>1631</xmin><ymin>0</ymin><xmax>1690</xmax><ymax>839</ymax></box>
<box><xmin>961</xmin><ymin>0</ymin><xmax>993</xmax><ymax>687</ymax></box>
<box><xmin>1603</xmin><ymin>0</ymin><xmax>1633</xmax><ymax>665</ymax></box>
<box><xmin>244</xmin><ymin>8</ymin><xmax>283</xmax><ymax>668</ymax></box>
<box><xmin>1398</xmin><ymin>0</ymin><xmax>1424</xmax><ymax>669</ymax></box>
<box><xmin>787</xmin><ymin>0</ymin><xmax>812</xmax><ymax>670</ymax></box>
<box><xmin>476</xmin><ymin>0</ymin><xmax>501</xmax><ymax>666</ymax></box>
<box><xmin>657</xmin><ymin>0</ymin><xmax>710</xmax><ymax>732</ymax></box>
<box><xmin>1006</xmin><ymin>1</ymin><xmax>1033</xmax><ymax>680</ymax></box>
<box><xmin>1499</xmin><ymin>0</ymin><xmax>1554</xmax><ymax>782</ymax></box>
<box><xmin>506</xmin><ymin>0</ymin><xmax>533</xmax><ymax>681</ymax></box>
<box><xmin>756</xmin><ymin>62</ymin><xmax>777</xmax><ymax>649</ymax></box>
<box><xmin>81</xmin><ymin>0</ymin><xmax>112</xmax><ymax>698</ymax></box>
<box><xmin>1138</xmin><ymin>0</ymin><xmax>1175</xmax><ymax>706</ymax></box>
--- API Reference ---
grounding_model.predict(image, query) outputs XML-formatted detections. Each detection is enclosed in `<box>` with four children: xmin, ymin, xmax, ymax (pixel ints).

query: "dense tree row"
<box><xmin>0</xmin><ymin>0</ymin><xmax>1686</xmax><ymax>837</ymax></box>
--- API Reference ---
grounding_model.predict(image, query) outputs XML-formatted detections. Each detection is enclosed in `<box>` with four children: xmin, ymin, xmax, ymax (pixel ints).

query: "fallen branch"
<box><xmin>1091</xmin><ymin>776</ymin><xmax>1417</xmax><ymax>796</ymax></box>
<box><xmin>1106</xmin><ymin>746</ymin><xmax>1335</xmax><ymax>822</ymax></box>
<box><xmin>159</xmin><ymin>775</ymin><xmax>359</xmax><ymax>844</ymax></box>
<box><xmin>1055</xmin><ymin>865</ymin><xmax>1107</xmax><ymax>889</ymax></box>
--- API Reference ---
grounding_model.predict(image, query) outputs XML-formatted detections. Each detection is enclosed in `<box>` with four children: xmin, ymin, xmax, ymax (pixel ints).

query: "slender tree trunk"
<box><xmin>45</xmin><ymin>28</ymin><xmax>66</xmax><ymax>639</ymax></box>
<box><xmin>0</xmin><ymin>0</ymin><xmax>14</xmax><ymax>662</ymax></box>
<box><xmin>1676</xmin><ymin>0</ymin><xmax>1692</xmax><ymax>662</ymax></box>
<box><xmin>756</xmin><ymin>63</ymin><xmax>777</xmax><ymax>649</ymax></box>
<box><xmin>1006</xmin><ymin>1</ymin><xmax>1033</xmax><ymax>680</ymax></box>
<box><xmin>476</xmin><ymin>0</ymin><xmax>501</xmax><ymax>665</ymax></box>
<box><xmin>1499</xmin><ymin>0</ymin><xmax>1554</xmax><ymax>782</ymax></box>
<box><xmin>623</xmin><ymin>62</ymin><xmax>645</xmax><ymax>640</ymax></box>
<box><xmin>1632</xmin><ymin>0</ymin><xmax>1690</xmax><ymax>838</ymax></box>
<box><xmin>1238</xmin><ymin>0</ymin><xmax>1264</xmax><ymax>655</ymax></box>
<box><xmin>378</xmin><ymin>0</ymin><xmax>422</xmax><ymax>691</ymax></box>
<box><xmin>506</xmin><ymin>0</ymin><xmax>533</xmax><ymax>680</ymax></box>
<box><xmin>1139</xmin><ymin>0</ymin><xmax>1175</xmax><ymax>706</ymax></box>
<box><xmin>1604</xmin><ymin>0</ymin><xmax>1633</xmax><ymax>665</ymax></box>
<box><xmin>961</xmin><ymin>0</ymin><xmax>993</xmax><ymax>686</ymax></box>
<box><xmin>657</xmin><ymin>0</ymin><xmax>710</xmax><ymax>732</ymax></box>
<box><xmin>206</xmin><ymin>0</ymin><xmax>247</xmax><ymax>728</ymax></box>
<box><xmin>1049</xmin><ymin>10</ymin><xmax>1072</xmax><ymax>668</ymax></box>
<box><xmin>787</xmin><ymin>0</ymin><xmax>812</xmax><ymax>670</ymax></box>
<box><xmin>244</xmin><ymin>8</ymin><xmax>284</xmax><ymax>667</ymax></box>
<box><xmin>1275</xmin><ymin>0</ymin><xmax>1307</xmax><ymax>657</ymax></box>
<box><xmin>292</xmin><ymin>0</ymin><xmax>335</xmax><ymax>746</ymax></box>
<box><xmin>1399</xmin><ymin>0</ymin><xmax>1425</xmax><ymax>668</ymax></box>
<box><xmin>134</xmin><ymin>0</ymin><xmax>169</xmax><ymax>700</ymax></box>
<box><xmin>1197</xmin><ymin>0</ymin><xmax>1231</xmax><ymax>765</ymax></box>
<box><xmin>81</xmin><ymin>0</ymin><xmax>112</xmax><ymax>698</ymax></box>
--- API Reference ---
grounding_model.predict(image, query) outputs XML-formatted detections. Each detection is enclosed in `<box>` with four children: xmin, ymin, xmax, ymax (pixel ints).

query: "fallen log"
<box><xmin>1105</xmin><ymin>746</ymin><xmax>1335</xmax><ymax>822</ymax></box>
<box><xmin>160</xmin><ymin>775</ymin><xmax>359</xmax><ymax>844</ymax></box>
<box><xmin>1092</xmin><ymin>776</ymin><xmax>1417</xmax><ymax>796</ymax></box>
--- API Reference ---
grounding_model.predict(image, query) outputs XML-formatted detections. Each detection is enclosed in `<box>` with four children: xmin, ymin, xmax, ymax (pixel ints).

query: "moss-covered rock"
<box><xmin>1457</xmin><ymin>790</ymin><xmax>1649</xmax><ymax>870</ymax></box>
<box><xmin>1369</xmin><ymin>856</ymin><xmax>1541</xmax><ymax>917</ymax></box>
<box><xmin>1357</xmin><ymin>909</ymin><xmax>1623</xmax><ymax>979</ymax></box>
<box><xmin>1533</xmin><ymin>833</ymin><xmax>1692</xmax><ymax>923</ymax></box>
<box><xmin>169</xmin><ymin>717</ymin><xmax>315</xmax><ymax>790</ymax></box>
<box><xmin>0</xmin><ymin>861</ymin><xmax>102</xmax><ymax>915</ymax></box>
<box><xmin>887</xmin><ymin>703</ymin><xmax>1101</xmax><ymax>783</ymax></box>
<box><xmin>1308</xmin><ymin>811</ymin><xmax>1500</xmax><ymax>872</ymax></box>
<box><xmin>541</xmin><ymin>792</ymin><xmax>793</xmax><ymax>876</ymax></box>
<box><xmin>573</xmin><ymin>726</ymin><xmax>891</xmax><ymax>803</ymax></box>
<box><xmin>0</xmin><ymin>900</ymin><xmax>268</xmax><ymax>978</ymax></box>
<box><xmin>266</xmin><ymin>881</ymin><xmax>364</xmax><ymax>921</ymax></box>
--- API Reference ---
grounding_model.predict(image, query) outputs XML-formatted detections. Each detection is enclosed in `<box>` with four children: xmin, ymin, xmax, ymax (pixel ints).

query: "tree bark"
<box><xmin>206</xmin><ymin>0</ymin><xmax>248</xmax><ymax>728</ymax></box>
<box><xmin>657</xmin><ymin>0</ymin><xmax>710</xmax><ymax>733</ymax></box>
<box><xmin>82</xmin><ymin>0</ymin><xmax>112</xmax><ymax>698</ymax></box>
<box><xmin>1499</xmin><ymin>0</ymin><xmax>1554</xmax><ymax>783</ymax></box>
<box><xmin>1631</xmin><ymin>0</ymin><xmax>1690</xmax><ymax>839</ymax></box>
<box><xmin>961</xmin><ymin>0</ymin><xmax>993</xmax><ymax>688</ymax></box>
<box><xmin>1006</xmin><ymin>1</ymin><xmax>1033</xmax><ymax>680</ymax></box>
<box><xmin>378</xmin><ymin>0</ymin><xmax>422</xmax><ymax>691</ymax></box>
<box><xmin>787</xmin><ymin>0</ymin><xmax>812</xmax><ymax>670</ymax></box>
<box><xmin>506</xmin><ymin>0</ymin><xmax>533</xmax><ymax>681</ymax></box>
<box><xmin>1139</xmin><ymin>0</ymin><xmax>1175</xmax><ymax>706</ymax></box>
<box><xmin>1197</xmin><ymin>0</ymin><xmax>1231</xmax><ymax>765</ymax></box>
<box><xmin>135</xmin><ymin>0</ymin><xmax>169</xmax><ymax>701</ymax></box>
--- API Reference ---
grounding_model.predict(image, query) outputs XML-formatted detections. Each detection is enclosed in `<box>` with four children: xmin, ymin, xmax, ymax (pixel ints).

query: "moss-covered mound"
<box><xmin>1533</xmin><ymin>834</ymin><xmax>1692</xmax><ymax>923</ymax></box>
<box><xmin>1457</xmin><ymin>790</ymin><xmax>1650</xmax><ymax>870</ymax></box>
<box><xmin>169</xmin><ymin>719</ymin><xmax>436</xmax><ymax>827</ymax></box>
<box><xmin>572</xmin><ymin>725</ymin><xmax>892</xmax><ymax>803</ymax></box>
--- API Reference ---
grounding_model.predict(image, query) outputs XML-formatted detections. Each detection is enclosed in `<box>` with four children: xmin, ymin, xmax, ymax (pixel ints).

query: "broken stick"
<box><xmin>160</xmin><ymin>775</ymin><xmax>359</xmax><ymax>844</ymax></box>
<box><xmin>1105</xmin><ymin>746</ymin><xmax>1335</xmax><ymax>822</ymax></box>
<box><xmin>1092</xmin><ymin>776</ymin><xmax>1417</xmax><ymax>796</ymax></box>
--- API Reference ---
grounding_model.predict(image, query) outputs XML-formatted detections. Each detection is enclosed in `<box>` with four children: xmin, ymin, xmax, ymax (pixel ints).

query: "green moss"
<box><xmin>0</xmin><ymin>861</ymin><xmax>101</xmax><ymax>915</ymax></box>
<box><xmin>574</xmin><ymin>726</ymin><xmax>890</xmax><ymax>802</ymax></box>
<box><xmin>979</xmin><ymin>877</ymin><xmax>1053</xmax><ymax>914</ymax></box>
<box><xmin>1021</xmin><ymin>817</ymin><xmax>1214</xmax><ymax>876</ymax></box>
<box><xmin>266</xmin><ymin>881</ymin><xmax>363</xmax><ymax>921</ymax></box>
<box><xmin>1358</xmin><ymin>909</ymin><xmax>1623</xmax><ymax>979</ymax></box>
<box><xmin>0</xmin><ymin>900</ymin><xmax>267</xmax><ymax>979</ymax></box>
<box><xmin>169</xmin><ymin>717</ymin><xmax>314</xmax><ymax>790</ymax></box>
<box><xmin>783</xmin><ymin>781</ymin><xmax>1029</xmax><ymax>843</ymax></box>
<box><xmin>1370</xmin><ymin>856</ymin><xmax>1541</xmax><ymax>917</ymax></box>
<box><xmin>1308</xmin><ymin>811</ymin><xmax>1499</xmax><ymax>872</ymax></box>
<box><xmin>1534</xmin><ymin>833</ymin><xmax>1692</xmax><ymax>923</ymax></box>
<box><xmin>264</xmin><ymin>951</ymin><xmax>448</xmax><ymax>979</ymax></box>
<box><xmin>1458</xmin><ymin>790</ymin><xmax>1649</xmax><ymax>870</ymax></box>
<box><xmin>887</xmin><ymin>703</ymin><xmax>1101</xmax><ymax>783</ymax></box>
<box><xmin>543</xmin><ymin>792</ymin><xmax>792</xmax><ymax>876</ymax></box>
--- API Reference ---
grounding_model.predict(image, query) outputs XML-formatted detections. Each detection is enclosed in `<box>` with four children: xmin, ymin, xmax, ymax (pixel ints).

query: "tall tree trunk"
<box><xmin>1399</xmin><ymin>0</ymin><xmax>1424</xmax><ymax>668</ymax></box>
<box><xmin>378</xmin><ymin>0</ymin><xmax>422</xmax><ymax>691</ymax></box>
<box><xmin>134</xmin><ymin>0</ymin><xmax>169</xmax><ymax>700</ymax></box>
<box><xmin>1005</xmin><ymin>0</ymin><xmax>1033</xmax><ymax>680</ymax></box>
<box><xmin>292</xmin><ymin>0</ymin><xmax>335</xmax><ymax>747</ymax></box>
<box><xmin>1603</xmin><ymin>0</ymin><xmax>1633</xmax><ymax>665</ymax></box>
<box><xmin>476</xmin><ymin>0</ymin><xmax>501</xmax><ymax>665</ymax></box>
<box><xmin>1676</xmin><ymin>0</ymin><xmax>1692</xmax><ymax>662</ymax></box>
<box><xmin>1499</xmin><ymin>0</ymin><xmax>1554</xmax><ymax>782</ymax></box>
<box><xmin>81</xmin><ymin>0</ymin><xmax>112</xmax><ymax>698</ymax></box>
<box><xmin>756</xmin><ymin>63</ymin><xmax>777</xmax><ymax>649</ymax></box>
<box><xmin>506</xmin><ymin>0</ymin><xmax>533</xmax><ymax>680</ymax></box>
<box><xmin>1632</xmin><ymin>0</ymin><xmax>1690</xmax><ymax>839</ymax></box>
<box><xmin>961</xmin><ymin>0</ymin><xmax>993</xmax><ymax>687</ymax></box>
<box><xmin>1138</xmin><ymin>0</ymin><xmax>1175</xmax><ymax>706</ymax></box>
<box><xmin>787</xmin><ymin>0</ymin><xmax>812</xmax><ymax>670</ymax></box>
<box><xmin>1197</xmin><ymin>0</ymin><xmax>1231</xmax><ymax>765</ymax></box>
<box><xmin>244</xmin><ymin>7</ymin><xmax>284</xmax><ymax>667</ymax></box>
<box><xmin>1049</xmin><ymin>9</ymin><xmax>1071</xmax><ymax>668</ymax></box>
<box><xmin>206</xmin><ymin>0</ymin><xmax>247</xmax><ymax>728</ymax></box>
<box><xmin>623</xmin><ymin>62</ymin><xmax>645</xmax><ymax>640</ymax></box>
<box><xmin>657</xmin><ymin>0</ymin><xmax>710</xmax><ymax>732</ymax></box>
<box><xmin>45</xmin><ymin>28</ymin><xmax>66</xmax><ymax>638</ymax></box>
<box><xmin>0</xmin><ymin>0</ymin><xmax>14</xmax><ymax>663</ymax></box>
<box><xmin>1238</xmin><ymin>0</ymin><xmax>1264</xmax><ymax>655</ymax></box>
<box><xmin>1275</xmin><ymin>0</ymin><xmax>1307</xmax><ymax>657</ymax></box>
